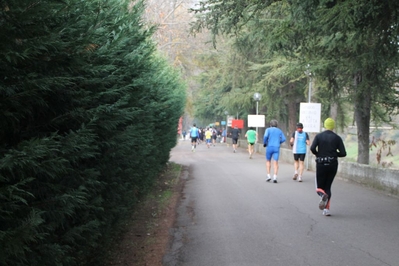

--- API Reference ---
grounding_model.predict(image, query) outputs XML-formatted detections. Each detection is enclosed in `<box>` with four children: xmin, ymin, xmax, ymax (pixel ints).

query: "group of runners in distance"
<box><xmin>187</xmin><ymin>117</ymin><xmax>346</xmax><ymax>217</ymax></box>
<box><xmin>187</xmin><ymin>124</ymin><xmax>226</xmax><ymax>152</ymax></box>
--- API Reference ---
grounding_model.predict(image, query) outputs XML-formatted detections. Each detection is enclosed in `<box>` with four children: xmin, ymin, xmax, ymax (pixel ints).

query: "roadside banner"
<box><xmin>299</xmin><ymin>103</ymin><xmax>321</xmax><ymax>133</ymax></box>
<box><xmin>232</xmin><ymin>119</ymin><xmax>244</xmax><ymax>129</ymax></box>
<box><xmin>227</xmin><ymin>116</ymin><xmax>234</xmax><ymax>126</ymax></box>
<box><xmin>248</xmin><ymin>115</ymin><xmax>265</xmax><ymax>127</ymax></box>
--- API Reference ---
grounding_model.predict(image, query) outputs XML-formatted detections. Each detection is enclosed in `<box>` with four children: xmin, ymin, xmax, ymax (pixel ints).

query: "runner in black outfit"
<box><xmin>310</xmin><ymin>118</ymin><xmax>347</xmax><ymax>216</ymax></box>
<box><xmin>230</xmin><ymin>126</ymin><xmax>240</xmax><ymax>153</ymax></box>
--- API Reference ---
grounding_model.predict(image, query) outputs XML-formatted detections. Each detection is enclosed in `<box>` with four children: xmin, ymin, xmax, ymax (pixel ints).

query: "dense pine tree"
<box><xmin>0</xmin><ymin>0</ymin><xmax>186</xmax><ymax>265</ymax></box>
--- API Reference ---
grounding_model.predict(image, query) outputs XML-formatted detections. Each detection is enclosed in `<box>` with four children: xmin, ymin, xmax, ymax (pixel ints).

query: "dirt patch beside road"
<box><xmin>105</xmin><ymin>163</ymin><xmax>185</xmax><ymax>266</ymax></box>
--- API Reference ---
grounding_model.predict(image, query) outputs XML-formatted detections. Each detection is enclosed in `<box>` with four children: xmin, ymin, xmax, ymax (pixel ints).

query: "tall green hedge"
<box><xmin>0</xmin><ymin>0</ymin><xmax>186</xmax><ymax>265</ymax></box>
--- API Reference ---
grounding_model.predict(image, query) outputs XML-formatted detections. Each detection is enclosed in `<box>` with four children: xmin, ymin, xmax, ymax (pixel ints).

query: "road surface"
<box><xmin>164</xmin><ymin>140</ymin><xmax>399</xmax><ymax>266</ymax></box>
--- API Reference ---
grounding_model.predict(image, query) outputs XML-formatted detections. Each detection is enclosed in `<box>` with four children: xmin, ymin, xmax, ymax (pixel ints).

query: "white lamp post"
<box><xmin>253</xmin><ymin>93</ymin><xmax>262</xmax><ymax>151</ymax></box>
<box><xmin>224</xmin><ymin>111</ymin><xmax>229</xmax><ymax>143</ymax></box>
<box><xmin>253</xmin><ymin>92</ymin><xmax>262</xmax><ymax>115</ymax></box>
<box><xmin>304</xmin><ymin>64</ymin><xmax>312</xmax><ymax>103</ymax></box>
<box><xmin>304</xmin><ymin>64</ymin><xmax>313</xmax><ymax>169</ymax></box>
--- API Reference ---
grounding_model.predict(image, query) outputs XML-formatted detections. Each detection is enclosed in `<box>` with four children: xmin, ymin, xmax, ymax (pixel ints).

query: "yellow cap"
<box><xmin>324</xmin><ymin>118</ymin><xmax>335</xmax><ymax>130</ymax></box>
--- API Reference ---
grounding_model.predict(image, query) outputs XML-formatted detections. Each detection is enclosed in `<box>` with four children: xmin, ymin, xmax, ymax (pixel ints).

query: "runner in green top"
<box><xmin>245</xmin><ymin>127</ymin><xmax>258</xmax><ymax>159</ymax></box>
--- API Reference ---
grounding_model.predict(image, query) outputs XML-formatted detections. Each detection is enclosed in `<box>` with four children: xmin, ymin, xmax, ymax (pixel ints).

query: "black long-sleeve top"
<box><xmin>310</xmin><ymin>130</ymin><xmax>347</xmax><ymax>158</ymax></box>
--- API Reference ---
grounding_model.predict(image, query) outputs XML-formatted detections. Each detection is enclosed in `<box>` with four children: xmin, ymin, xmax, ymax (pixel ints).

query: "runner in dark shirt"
<box><xmin>310</xmin><ymin>118</ymin><xmax>346</xmax><ymax>216</ymax></box>
<box><xmin>230</xmin><ymin>126</ymin><xmax>240</xmax><ymax>153</ymax></box>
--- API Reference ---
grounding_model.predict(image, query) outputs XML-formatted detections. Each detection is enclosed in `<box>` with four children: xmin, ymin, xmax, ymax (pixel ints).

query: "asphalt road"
<box><xmin>164</xmin><ymin>139</ymin><xmax>399</xmax><ymax>266</ymax></box>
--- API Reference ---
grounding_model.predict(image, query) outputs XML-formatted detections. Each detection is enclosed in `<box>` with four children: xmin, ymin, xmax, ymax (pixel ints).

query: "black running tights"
<box><xmin>316</xmin><ymin>163</ymin><xmax>338</xmax><ymax>199</ymax></box>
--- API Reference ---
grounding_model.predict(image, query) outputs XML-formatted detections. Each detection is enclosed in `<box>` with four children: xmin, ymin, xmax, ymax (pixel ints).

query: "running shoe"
<box><xmin>298</xmin><ymin>177</ymin><xmax>302</xmax><ymax>182</ymax></box>
<box><xmin>293</xmin><ymin>173</ymin><xmax>298</xmax><ymax>180</ymax></box>
<box><xmin>319</xmin><ymin>193</ymin><xmax>328</xmax><ymax>210</ymax></box>
<box><xmin>266</xmin><ymin>176</ymin><xmax>271</xmax><ymax>182</ymax></box>
<box><xmin>322</xmin><ymin>209</ymin><xmax>331</xmax><ymax>216</ymax></box>
<box><xmin>273</xmin><ymin>179</ymin><xmax>277</xmax><ymax>183</ymax></box>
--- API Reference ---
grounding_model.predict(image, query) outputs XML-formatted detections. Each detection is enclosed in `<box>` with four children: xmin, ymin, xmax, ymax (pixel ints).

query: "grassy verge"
<box><xmin>344</xmin><ymin>133</ymin><xmax>398</xmax><ymax>168</ymax></box>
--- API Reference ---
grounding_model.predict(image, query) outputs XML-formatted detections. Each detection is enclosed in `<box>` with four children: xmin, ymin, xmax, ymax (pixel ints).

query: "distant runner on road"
<box><xmin>289</xmin><ymin>122</ymin><xmax>310</xmax><ymax>182</ymax></box>
<box><xmin>189</xmin><ymin>123</ymin><xmax>200</xmax><ymax>152</ymax></box>
<box><xmin>245</xmin><ymin>127</ymin><xmax>257</xmax><ymax>159</ymax></box>
<box><xmin>263</xmin><ymin>119</ymin><xmax>286</xmax><ymax>183</ymax></box>
<box><xmin>230</xmin><ymin>125</ymin><xmax>240</xmax><ymax>153</ymax></box>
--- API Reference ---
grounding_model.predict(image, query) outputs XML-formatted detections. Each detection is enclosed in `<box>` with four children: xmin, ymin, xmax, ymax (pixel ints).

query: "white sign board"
<box><xmin>227</xmin><ymin>116</ymin><xmax>234</xmax><ymax>127</ymax></box>
<box><xmin>248</xmin><ymin>115</ymin><xmax>265</xmax><ymax>127</ymax></box>
<box><xmin>299</xmin><ymin>103</ymin><xmax>321</xmax><ymax>133</ymax></box>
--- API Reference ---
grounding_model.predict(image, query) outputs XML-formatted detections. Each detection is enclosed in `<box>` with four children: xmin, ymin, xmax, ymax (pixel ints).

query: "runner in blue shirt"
<box><xmin>263</xmin><ymin>119</ymin><xmax>286</xmax><ymax>183</ymax></box>
<box><xmin>289</xmin><ymin>123</ymin><xmax>310</xmax><ymax>182</ymax></box>
<box><xmin>189</xmin><ymin>124</ymin><xmax>200</xmax><ymax>152</ymax></box>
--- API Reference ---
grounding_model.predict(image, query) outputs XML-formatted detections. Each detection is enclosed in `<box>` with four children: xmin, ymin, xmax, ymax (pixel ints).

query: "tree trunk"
<box><xmin>330</xmin><ymin>102</ymin><xmax>338</xmax><ymax>121</ymax></box>
<box><xmin>287</xmin><ymin>101</ymin><xmax>297</xmax><ymax>131</ymax></box>
<box><xmin>353</xmin><ymin>71</ymin><xmax>370</xmax><ymax>165</ymax></box>
<box><xmin>284</xmin><ymin>83</ymin><xmax>299</xmax><ymax>139</ymax></box>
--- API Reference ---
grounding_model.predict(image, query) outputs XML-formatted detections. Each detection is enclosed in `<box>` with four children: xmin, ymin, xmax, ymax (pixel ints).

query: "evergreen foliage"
<box><xmin>0</xmin><ymin>0</ymin><xmax>186</xmax><ymax>265</ymax></box>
